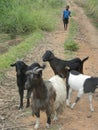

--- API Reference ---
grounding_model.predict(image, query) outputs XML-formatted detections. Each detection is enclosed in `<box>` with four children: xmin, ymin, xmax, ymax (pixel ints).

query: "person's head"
<box><xmin>66</xmin><ymin>5</ymin><xmax>69</xmax><ymax>10</ymax></box>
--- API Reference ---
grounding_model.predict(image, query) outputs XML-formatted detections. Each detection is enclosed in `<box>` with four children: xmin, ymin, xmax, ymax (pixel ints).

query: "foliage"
<box><xmin>64</xmin><ymin>40</ymin><xmax>78</xmax><ymax>51</ymax></box>
<box><xmin>64</xmin><ymin>19</ymin><xmax>79</xmax><ymax>51</ymax></box>
<box><xmin>0</xmin><ymin>31</ymin><xmax>43</xmax><ymax>70</ymax></box>
<box><xmin>75</xmin><ymin>0</ymin><xmax>98</xmax><ymax>28</ymax></box>
<box><xmin>0</xmin><ymin>0</ymin><xmax>64</xmax><ymax>37</ymax></box>
<box><xmin>0</xmin><ymin>0</ymin><xmax>65</xmax><ymax>80</ymax></box>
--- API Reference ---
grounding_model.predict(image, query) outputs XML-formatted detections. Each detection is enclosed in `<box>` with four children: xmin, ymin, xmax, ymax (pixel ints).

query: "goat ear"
<box><xmin>16</xmin><ymin>57</ymin><xmax>24</xmax><ymax>61</ymax></box>
<box><xmin>10</xmin><ymin>63</ymin><xmax>16</xmax><ymax>67</ymax></box>
<box><xmin>42</xmin><ymin>64</ymin><xmax>46</xmax><ymax>69</ymax></box>
<box><xmin>20</xmin><ymin>58</ymin><xmax>25</xmax><ymax>61</ymax></box>
<box><xmin>65</xmin><ymin>66</ymin><xmax>70</xmax><ymax>70</ymax></box>
<box><xmin>16</xmin><ymin>58</ymin><xmax>19</xmax><ymax>61</ymax></box>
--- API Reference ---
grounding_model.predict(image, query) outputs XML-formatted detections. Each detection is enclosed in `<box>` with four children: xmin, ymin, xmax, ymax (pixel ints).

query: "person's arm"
<box><xmin>69</xmin><ymin>11</ymin><xmax>71</xmax><ymax>17</ymax></box>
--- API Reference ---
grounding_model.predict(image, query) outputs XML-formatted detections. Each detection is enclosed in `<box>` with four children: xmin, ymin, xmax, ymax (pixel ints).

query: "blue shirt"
<box><xmin>63</xmin><ymin>10</ymin><xmax>71</xmax><ymax>19</ymax></box>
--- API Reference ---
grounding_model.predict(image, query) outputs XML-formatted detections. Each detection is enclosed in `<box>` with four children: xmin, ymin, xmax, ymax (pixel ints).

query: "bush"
<box><xmin>75</xmin><ymin>0</ymin><xmax>98</xmax><ymax>28</ymax></box>
<box><xmin>0</xmin><ymin>0</ymin><xmax>64</xmax><ymax>37</ymax></box>
<box><xmin>64</xmin><ymin>39</ymin><xmax>78</xmax><ymax>51</ymax></box>
<box><xmin>64</xmin><ymin>18</ymin><xmax>79</xmax><ymax>52</ymax></box>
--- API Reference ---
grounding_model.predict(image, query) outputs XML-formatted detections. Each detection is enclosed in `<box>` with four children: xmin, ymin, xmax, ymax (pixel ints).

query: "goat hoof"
<box><xmin>70</xmin><ymin>107</ymin><xmax>73</xmax><ymax>110</ymax></box>
<box><xmin>70</xmin><ymin>103</ymin><xmax>76</xmax><ymax>109</ymax></box>
<box><xmin>91</xmin><ymin>108</ymin><xmax>94</xmax><ymax>112</ymax></box>
<box><xmin>53</xmin><ymin>116</ymin><xmax>58</xmax><ymax>122</ymax></box>
<box><xmin>70</xmin><ymin>105</ymin><xmax>74</xmax><ymax>109</ymax></box>
<box><xmin>34</xmin><ymin>124</ymin><xmax>39</xmax><ymax>129</ymax></box>
<box><xmin>46</xmin><ymin>123</ymin><xmax>50</xmax><ymax>129</ymax></box>
<box><xmin>66</xmin><ymin>101</ymin><xmax>70</xmax><ymax>107</ymax></box>
<box><xmin>18</xmin><ymin>106</ymin><xmax>23</xmax><ymax>110</ymax></box>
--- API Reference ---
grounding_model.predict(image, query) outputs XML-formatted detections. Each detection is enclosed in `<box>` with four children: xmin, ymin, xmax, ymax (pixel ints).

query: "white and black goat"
<box><xmin>42</xmin><ymin>50</ymin><xmax>89</xmax><ymax>78</ymax></box>
<box><xmin>10</xmin><ymin>60</ymin><xmax>41</xmax><ymax>109</ymax></box>
<box><xmin>65</xmin><ymin>66</ymin><xmax>98</xmax><ymax>112</ymax></box>
<box><xmin>25</xmin><ymin>65</ymin><xmax>66</xmax><ymax>129</ymax></box>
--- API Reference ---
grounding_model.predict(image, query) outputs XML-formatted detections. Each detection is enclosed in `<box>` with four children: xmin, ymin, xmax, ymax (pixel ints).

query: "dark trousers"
<box><xmin>63</xmin><ymin>18</ymin><xmax>69</xmax><ymax>30</ymax></box>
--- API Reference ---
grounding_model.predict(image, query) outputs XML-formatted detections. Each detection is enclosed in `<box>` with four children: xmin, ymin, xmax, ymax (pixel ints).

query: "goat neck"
<box><xmin>33</xmin><ymin>79</ymin><xmax>47</xmax><ymax>99</ymax></box>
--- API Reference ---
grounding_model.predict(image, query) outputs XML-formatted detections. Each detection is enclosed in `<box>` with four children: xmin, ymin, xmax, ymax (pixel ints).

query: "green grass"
<box><xmin>0</xmin><ymin>0</ymin><xmax>64</xmax><ymax>37</ymax></box>
<box><xmin>0</xmin><ymin>31</ymin><xmax>43</xmax><ymax>69</ymax></box>
<box><xmin>64</xmin><ymin>18</ymin><xmax>79</xmax><ymax>54</ymax></box>
<box><xmin>0</xmin><ymin>0</ymin><xmax>65</xmax><ymax>80</ymax></box>
<box><xmin>0</xmin><ymin>30</ymin><xmax>43</xmax><ymax>81</ymax></box>
<box><xmin>75</xmin><ymin>0</ymin><xmax>98</xmax><ymax>29</ymax></box>
<box><xmin>0</xmin><ymin>34</ymin><xmax>11</xmax><ymax>43</ymax></box>
<box><xmin>48</xmin><ymin>125</ymin><xmax>62</xmax><ymax>130</ymax></box>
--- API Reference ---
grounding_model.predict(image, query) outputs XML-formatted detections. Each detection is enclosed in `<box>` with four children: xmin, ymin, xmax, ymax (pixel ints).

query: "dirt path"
<box><xmin>72</xmin><ymin>1</ymin><xmax>98</xmax><ymax>76</ymax></box>
<box><xmin>0</xmin><ymin>1</ymin><xmax>98</xmax><ymax>130</ymax></box>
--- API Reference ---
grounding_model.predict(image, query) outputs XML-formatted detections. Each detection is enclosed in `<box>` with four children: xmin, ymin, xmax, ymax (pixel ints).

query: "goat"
<box><xmin>65</xmin><ymin>66</ymin><xmax>98</xmax><ymax>112</ymax></box>
<box><xmin>42</xmin><ymin>50</ymin><xmax>89</xmax><ymax>78</ymax></box>
<box><xmin>25</xmin><ymin>65</ymin><xmax>66</xmax><ymax>129</ymax></box>
<box><xmin>10</xmin><ymin>60</ymin><xmax>41</xmax><ymax>109</ymax></box>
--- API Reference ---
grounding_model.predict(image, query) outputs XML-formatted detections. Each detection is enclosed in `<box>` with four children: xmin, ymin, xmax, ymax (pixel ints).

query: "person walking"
<box><xmin>63</xmin><ymin>5</ymin><xmax>71</xmax><ymax>30</ymax></box>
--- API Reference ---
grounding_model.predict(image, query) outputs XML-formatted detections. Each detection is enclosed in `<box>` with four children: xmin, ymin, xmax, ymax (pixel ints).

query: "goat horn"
<box><xmin>26</xmin><ymin>67</ymin><xmax>43</xmax><ymax>75</ymax></box>
<box><xmin>35</xmin><ymin>68</ymin><xmax>43</xmax><ymax>72</ymax></box>
<box><xmin>33</xmin><ymin>67</ymin><xmax>39</xmax><ymax>71</ymax></box>
<box><xmin>26</xmin><ymin>70</ymin><xmax>33</xmax><ymax>75</ymax></box>
<box><xmin>31</xmin><ymin>67</ymin><xmax>39</xmax><ymax>74</ymax></box>
<box><xmin>32</xmin><ymin>67</ymin><xmax>43</xmax><ymax>74</ymax></box>
<box><xmin>33</xmin><ymin>67</ymin><xmax>43</xmax><ymax>74</ymax></box>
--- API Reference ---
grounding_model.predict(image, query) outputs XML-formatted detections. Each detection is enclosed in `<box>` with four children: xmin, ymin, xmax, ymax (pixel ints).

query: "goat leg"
<box><xmin>46</xmin><ymin>110</ymin><xmax>51</xmax><ymax>129</ymax></box>
<box><xmin>71</xmin><ymin>90</ymin><xmax>83</xmax><ymax>109</ymax></box>
<box><xmin>34</xmin><ymin>112</ymin><xmax>40</xmax><ymax>129</ymax></box>
<box><xmin>26</xmin><ymin>90</ymin><xmax>31</xmax><ymax>108</ymax></box>
<box><xmin>26</xmin><ymin>98</ymin><xmax>30</xmax><ymax>108</ymax></box>
<box><xmin>18</xmin><ymin>89</ymin><xmax>24</xmax><ymax>109</ymax></box>
<box><xmin>71</xmin><ymin>97</ymin><xmax>80</xmax><ymax>109</ymax></box>
<box><xmin>53</xmin><ymin>111</ymin><xmax>58</xmax><ymax>122</ymax></box>
<box><xmin>88</xmin><ymin>93</ymin><xmax>94</xmax><ymax>112</ymax></box>
<box><xmin>66</xmin><ymin>85</ymin><xmax>71</xmax><ymax>106</ymax></box>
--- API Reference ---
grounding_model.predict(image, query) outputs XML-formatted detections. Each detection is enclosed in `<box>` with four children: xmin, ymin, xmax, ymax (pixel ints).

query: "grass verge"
<box><xmin>0</xmin><ymin>1</ymin><xmax>65</xmax><ymax>81</ymax></box>
<box><xmin>0</xmin><ymin>31</ymin><xmax>43</xmax><ymax>80</ymax></box>
<box><xmin>64</xmin><ymin>18</ymin><xmax>79</xmax><ymax>58</ymax></box>
<box><xmin>75</xmin><ymin>0</ymin><xmax>98</xmax><ymax>29</ymax></box>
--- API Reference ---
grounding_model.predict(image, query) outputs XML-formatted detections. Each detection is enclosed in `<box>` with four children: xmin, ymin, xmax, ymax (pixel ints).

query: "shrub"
<box><xmin>0</xmin><ymin>0</ymin><xmax>64</xmax><ymax>37</ymax></box>
<box><xmin>64</xmin><ymin>40</ymin><xmax>79</xmax><ymax>51</ymax></box>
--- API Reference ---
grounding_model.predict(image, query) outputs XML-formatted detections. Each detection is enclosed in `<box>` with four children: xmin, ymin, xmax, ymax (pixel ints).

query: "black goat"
<box><xmin>42</xmin><ymin>50</ymin><xmax>89</xmax><ymax>78</ymax></box>
<box><xmin>10</xmin><ymin>60</ymin><xmax>41</xmax><ymax>109</ymax></box>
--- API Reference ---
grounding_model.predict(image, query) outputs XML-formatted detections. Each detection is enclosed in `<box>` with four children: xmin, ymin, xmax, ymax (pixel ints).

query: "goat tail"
<box><xmin>82</xmin><ymin>56</ymin><xmax>89</xmax><ymax>63</ymax></box>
